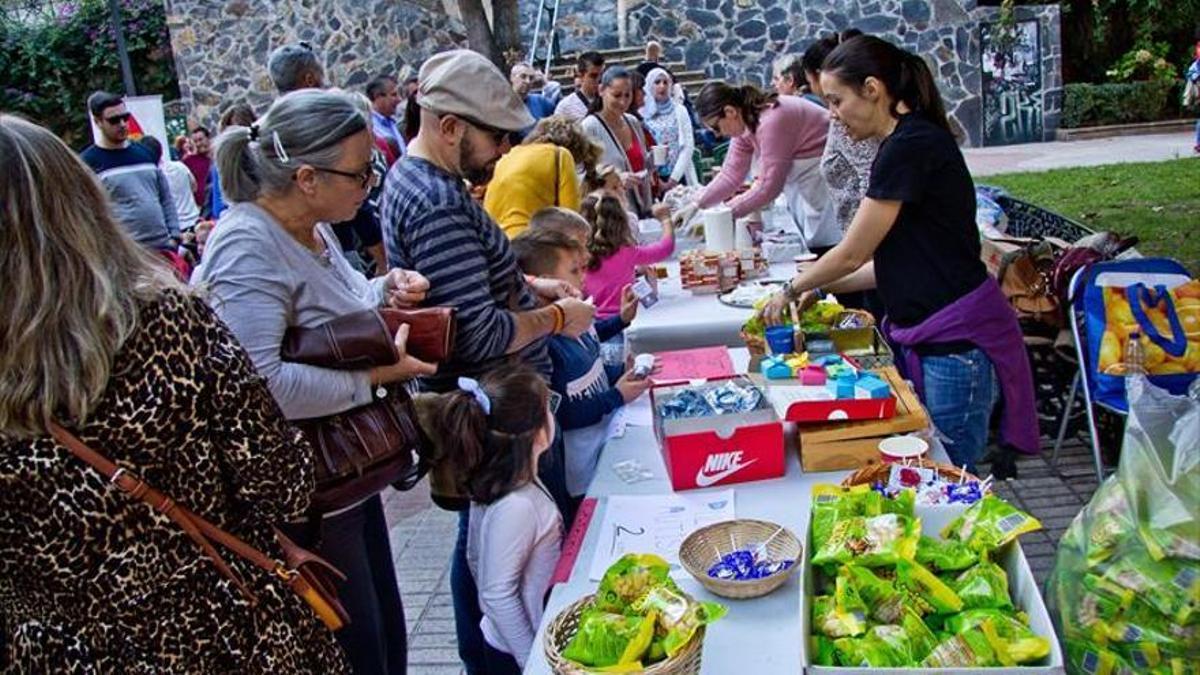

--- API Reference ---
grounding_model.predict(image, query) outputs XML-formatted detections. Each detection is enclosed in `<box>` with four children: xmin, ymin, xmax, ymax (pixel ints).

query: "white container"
<box><xmin>799</xmin><ymin>505</ymin><xmax>1065</xmax><ymax>674</ymax></box>
<box><xmin>652</xmin><ymin>144</ymin><xmax>669</xmax><ymax>165</ymax></box>
<box><xmin>734</xmin><ymin>218</ymin><xmax>755</xmax><ymax>250</ymax></box>
<box><xmin>703</xmin><ymin>206</ymin><xmax>735</xmax><ymax>252</ymax></box>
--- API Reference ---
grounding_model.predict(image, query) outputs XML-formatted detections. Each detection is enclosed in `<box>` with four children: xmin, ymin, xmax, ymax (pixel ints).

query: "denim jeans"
<box><xmin>920</xmin><ymin>348</ymin><xmax>999</xmax><ymax>475</ymax></box>
<box><xmin>280</xmin><ymin>495</ymin><xmax>407</xmax><ymax>675</ymax></box>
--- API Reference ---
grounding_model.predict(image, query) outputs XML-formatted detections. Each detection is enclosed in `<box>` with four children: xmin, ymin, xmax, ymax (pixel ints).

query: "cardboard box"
<box><xmin>799</xmin><ymin>505</ymin><xmax>1066</xmax><ymax>674</ymax></box>
<box><xmin>650</xmin><ymin>376</ymin><xmax>786</xmax><ymax>491</ymax></box>
<box><xmin>981</xmin><ymin>235</ymin><xmax>1035</xmax><ymax>277</ymax></box>
<box><xmin>797</xmin><ymin>367</ymin><xmax>930</xmax><ymax>472</ymax></box>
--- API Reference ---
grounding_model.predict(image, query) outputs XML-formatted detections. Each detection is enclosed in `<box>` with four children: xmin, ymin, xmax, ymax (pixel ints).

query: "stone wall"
<box><xmin>165</xmin><ymin>0</ymin><xmax>466</xmax><ymax>126</ymax></box>
<box><xmin>528</xmin><ymin>0</ymin><xmax>1062</xmax><ymax>146</ymax></box>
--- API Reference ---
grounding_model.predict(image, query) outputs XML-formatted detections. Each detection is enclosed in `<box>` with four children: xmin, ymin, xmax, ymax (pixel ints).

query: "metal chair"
<box><xmin>1051</xmin><ymin>258</ymin><xmax>1194</xmax><ymax>480</ymax></box>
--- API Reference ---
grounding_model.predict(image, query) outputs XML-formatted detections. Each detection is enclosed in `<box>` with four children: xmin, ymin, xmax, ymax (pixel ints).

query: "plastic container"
<box><xmin>765</xmin><ymin>325</ymin><xmax>796</xmax><ymax>355</ymax></box>
<box><xmin>878</xmin><ymin>435</ymin><xmax>930</xmax><ymax>463</ymax></box>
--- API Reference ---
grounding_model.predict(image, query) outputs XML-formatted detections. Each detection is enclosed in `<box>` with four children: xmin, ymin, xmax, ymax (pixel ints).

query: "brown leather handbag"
<box><xmin>47</xmin><ymin>423</ymin><xmax>350</xmax><ymax>631</ymax></box>
<box><xmin>380</xmin><ymin>307</ymin><xmax>456</xmax><ymax>363</ymax></box>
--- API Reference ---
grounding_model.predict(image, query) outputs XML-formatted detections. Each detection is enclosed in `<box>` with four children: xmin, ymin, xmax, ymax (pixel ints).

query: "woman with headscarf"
<box><xmin>639</xmin><ymin>68</ymin><xmax>698</xmax><ymax>190</ymax></box>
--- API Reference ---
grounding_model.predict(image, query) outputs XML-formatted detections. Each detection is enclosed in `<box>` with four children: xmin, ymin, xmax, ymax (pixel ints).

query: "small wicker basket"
<box><xmin>678</xmin><ymin>519</ymin><xmax>802</xmax><ymax>600</ymax></box>
<box><xmin>840</xmin><ymin>459</ymin><xmax>983</xmax><ymax>488</ymax></box>
<box><xmin>543</xmin><ymin>594</ymin><xmax>705</xmax><ymax>674</ymax></box>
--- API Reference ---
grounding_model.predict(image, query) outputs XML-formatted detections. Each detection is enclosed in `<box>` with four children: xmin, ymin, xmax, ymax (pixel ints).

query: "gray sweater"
<box><xmin>192</xmin><ymin>202</ymin><xmax>389</xmax><ymax>420</ymax></box>
<box><xmin>81</xmin><ymin>144</ymin><xmax>180</xmax><ymax>250</ymax></box>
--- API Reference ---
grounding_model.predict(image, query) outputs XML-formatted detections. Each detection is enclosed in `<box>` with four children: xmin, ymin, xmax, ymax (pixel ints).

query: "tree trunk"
<box><xmin>491</xmin><ymin>0</ymin><xmax>522</xmax><ymax>67</ymax></box>
<box><xmin>457</xmin><ymin>0</ymin><xmax>504</xmax><ymax>70</ymax></box>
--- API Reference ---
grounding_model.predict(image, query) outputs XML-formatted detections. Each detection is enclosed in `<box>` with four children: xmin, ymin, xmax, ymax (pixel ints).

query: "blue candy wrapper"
<box><xmin>706</xmin><ymin>548</ymin><xmax>796</xmax><ymax>580</ymax></box>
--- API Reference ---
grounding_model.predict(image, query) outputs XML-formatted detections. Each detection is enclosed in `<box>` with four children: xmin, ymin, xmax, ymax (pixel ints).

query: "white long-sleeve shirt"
<box><xmin>467</xmin><ymin>481</ymin><xmax>563</xmax><ymax>667</ymax></box>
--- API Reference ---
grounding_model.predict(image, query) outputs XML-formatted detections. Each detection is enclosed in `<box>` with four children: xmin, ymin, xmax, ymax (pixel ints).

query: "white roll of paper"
<box><xmin>734</xmin><ymin>218</ymin><xmax>754</xmax><ymax>250</ymax></box>
<box><xmin>702</xmin><ymin>206</ymin><xmax>734</xmax><ymax>252</ymax></box>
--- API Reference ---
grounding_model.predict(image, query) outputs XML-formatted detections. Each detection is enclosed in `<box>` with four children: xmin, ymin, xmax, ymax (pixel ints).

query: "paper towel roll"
<box><xmin>734</xmin><ymin>218</ymin><xmax>754</xmax><ymax>250</ymax></box>
<box><xmin>702</xmin><ymin>206</ymin><xmax>734</xmax><ymax>252</ymax></box>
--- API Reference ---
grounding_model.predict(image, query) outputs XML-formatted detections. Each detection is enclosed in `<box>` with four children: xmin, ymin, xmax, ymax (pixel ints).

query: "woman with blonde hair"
<box><xmin>484</xmin><ymin>114</ymin><xmax>602</xmax><ymax>238</ymax></box>
<box><xmin>0</xmin><ymin>114</ymin><xmax>347</xmax><ymax>671</ymax></box>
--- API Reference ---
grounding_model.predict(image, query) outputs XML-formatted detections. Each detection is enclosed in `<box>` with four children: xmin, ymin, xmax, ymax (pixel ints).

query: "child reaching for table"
<box><xmin>426</xmin><ymin>366</ymin><xmax>563</xmax><ymax>674</ymax></box>
<box><xmin>512</xmin><ymin>228</ymin><xmax>651</xmax><ymax>502</ymax></box>
<box><xmin>582</xmin><ymin>191</ymin><xmax>675</xmax><ymax>320</ymax></box>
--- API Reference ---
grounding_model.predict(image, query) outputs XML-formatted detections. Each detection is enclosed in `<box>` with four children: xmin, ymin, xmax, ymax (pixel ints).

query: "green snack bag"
<box><xmin>1065</xmin><ymin>639</ymin><xmax>1136</xmax><ymax>675</ymax></box>
<box><xmin>916</xmin><ymin>534</ymin><xmax>979</xmax><ymax>572</ymax></box>
<box><xmin>942</xmin><ymin>494</ymin><xmax>1043</xmax><ymax>552</ymax></box>
<box><xmin>811</xmin><ymin>484</ymin><xmax>884</xmax><ymax>553</ymax></box>
<box><xmin>595</xmin><ymin>553</ymin><xmax>679</xmax><ymax>614</ymax></box>
<box><xmin>835</xmin><ymin>566</ymin><xmax>868</xmax><ymax>615</ymax></box>
<box><xmin>810</xmin><ymin>635</ymin><xmax>838</xmax><ymax>666</ymax></box>
<box><xmin>920</xmin><ymin>621</ymin><xmax>1005</xmax><ymax>667</ymax></box>
<box><xmin>954</xmin><ymin>554</ymin><xmax>1013</xmax><ymax>610</ymax></box>
<box><xmin>631</xmin><ymin>586</ymin><xmax>726</xmax><ymax>658</ymax></box>
<box><xmin>843</xmin><ymin>565</ymin><xmax>905</xmax><ymax>623</ymax></box>
<box><xmin>1085</xmin><ymin>480</ymin><xmax>1136</xmax><ymax>567</ymax></box>
<box><xmin>813</xmin><ymin>594</ymin><xmax>868</xmax><ymax>638</ymax></box>
<box><xmin>812</xmin><ymin>513</ymin><xmax>919</xmax><ymax>568</ymax></box>
<box><xmin>1101</xmin><ymin>550</ymin><xmax>1200</xmax><ymax>625</ymax></box>
<box><xmin>880</xmin><ymin>488</ymin><xmax>916</xmax><ymax>518</ymax></box>
<box><xmin>561</xmin><ymin>609</ymin><xmax>658</xmax><ymax>668</ymax></box>
<box><xmin>897</xmin><ymin>559</ymin><xmax>964</xmax><ymax>614</ymax></box>
<box><xmin>945</xmin><ymin>609</ymin><xmax>1051</xmax><ymax>664</ymax></box>
<box><xmin>832</xmin><ymin>637</ymin><xmax>867</xmax><ymax>667</ymax></box>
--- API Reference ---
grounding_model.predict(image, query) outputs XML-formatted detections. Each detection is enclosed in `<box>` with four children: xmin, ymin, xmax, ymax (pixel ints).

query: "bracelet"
<box><xmin>550</xmin><ymin>303</ymin><xmax>565</xmax><ymax>334</ymax></box>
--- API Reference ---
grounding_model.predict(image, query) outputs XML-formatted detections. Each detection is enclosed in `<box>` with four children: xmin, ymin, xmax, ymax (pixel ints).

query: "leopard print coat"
<box><xmin>0</xmin><ymin>289</ymin><xmax>349</xmax><ymax>674</ymax></box>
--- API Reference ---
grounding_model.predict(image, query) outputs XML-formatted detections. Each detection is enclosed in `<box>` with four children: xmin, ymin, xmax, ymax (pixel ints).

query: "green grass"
<box><xmin>982</xmin><ymin>159</ymin><xmax>1200</xmax><ymax>274</ymax></box>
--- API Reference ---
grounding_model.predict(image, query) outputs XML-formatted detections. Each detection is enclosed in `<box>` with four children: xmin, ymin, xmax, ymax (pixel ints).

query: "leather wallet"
<box><xmin>281</xmin><ymin>310</ymin><xmax>397</xmax><ymax>370</ymax></box>
<box><xmin>380</xmin><ymin>307</ymin><xmax>456</xmax><ymax>363</ymax></box>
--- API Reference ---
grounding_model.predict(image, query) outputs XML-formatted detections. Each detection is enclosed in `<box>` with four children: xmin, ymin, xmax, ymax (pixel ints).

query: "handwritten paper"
<box><xmin>650</xmin><ymin>346</ymin><xmax>735</xmax><ymax>384</ymax></box>
<box><xmin>588</xmin><ymin>491</ymin><xmax>736</xmax><ymax>580</ymax></box>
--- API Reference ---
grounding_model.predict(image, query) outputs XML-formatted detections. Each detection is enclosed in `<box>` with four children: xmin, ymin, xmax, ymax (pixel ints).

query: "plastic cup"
<box><xmin>652</xmin><ymin>145</ymin><xmax>669</xmax><ymax>165</ymax></box>
<box><xmin>764</xmin><ymin>325</ymin><xmax>796</xmax><ymax>355</ymax></box>
<box><xmin>878</xmin><ymin>436</ymin><xmax>930</xmax><ymax>463</ymax></box>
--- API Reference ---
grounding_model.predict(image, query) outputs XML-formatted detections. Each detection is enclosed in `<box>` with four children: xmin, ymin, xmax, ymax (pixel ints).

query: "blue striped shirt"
<box><xmin>380</xmin><ymin>156</ymin><xmax>551</xmax><ymax>392</ymax></box>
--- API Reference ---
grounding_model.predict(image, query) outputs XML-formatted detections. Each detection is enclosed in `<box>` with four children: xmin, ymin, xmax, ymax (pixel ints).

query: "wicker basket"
<box><xmin>840</xmin><ymin>458</ymin><xmax>983</xmax><ymax>488</ymax></box>
<box><xmin>834</xmin><ymin>308</ymin><xmax>876</xmax><ymax>329</ymax></box>
<box><xmin>543</xmin><ymin>594</ymin><xmax>705</xmax><ymax>674</ymax></box>
<box><xmin>678</xmin><ymin>519</ymin><xmax>802</xmax><ymax>600</ymax></box>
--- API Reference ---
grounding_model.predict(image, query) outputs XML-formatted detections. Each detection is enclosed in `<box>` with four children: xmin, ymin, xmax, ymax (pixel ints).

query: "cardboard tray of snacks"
<box><xmin>799</xmin><ymin>506</ymin><xmax>1066</xmax><ymax>674</ymax></box>
<box><xmin>797</xmin><ymin>367</ymin><xmax>930</xmax><ymax>472</ymax></box>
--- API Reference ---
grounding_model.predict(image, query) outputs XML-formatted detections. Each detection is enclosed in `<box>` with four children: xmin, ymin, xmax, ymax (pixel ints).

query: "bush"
<box><xmin>0</xmin><ymin>0</ymin><xmax>179</xmax><ymax>149</ymax></box>
<box><xmin>1061</xmin><ymin>81</ymin><xmax>1173</xmax><ymax>128</ymax></box>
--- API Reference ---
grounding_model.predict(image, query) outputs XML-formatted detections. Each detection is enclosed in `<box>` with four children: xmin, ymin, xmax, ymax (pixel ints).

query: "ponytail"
<box><xmin>695</xmin><ymin>82</ymin><xmax>779</xmax><ymax>133</ymax></box>
<box><xmin>821</xmin><ymin>35</ymin><xmax>953</xmax><ymax>135</ymax></box>
<box><xmin>425</xmin><ymin>366</ymin><xmax>550</xmax><ymax>504</ymax></box>
<box><xmin>213</xmin><ymin>126</ymin><xmax>260</xmax><ymax>202</ymax></box>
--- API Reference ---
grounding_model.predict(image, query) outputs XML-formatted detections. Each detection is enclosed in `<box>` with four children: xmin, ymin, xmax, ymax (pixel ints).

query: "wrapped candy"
<box><xmin>706</xmin><ymin>548</ymin><xmax>795</xmax><ymax>580</ymax></box>
<box><xmin>658</xmin><ymin>380</ymin><xmax>764</xmax><ymax>420</ymax></box>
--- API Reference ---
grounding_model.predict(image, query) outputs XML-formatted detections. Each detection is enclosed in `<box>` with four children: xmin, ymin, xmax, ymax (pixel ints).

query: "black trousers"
<box><xmin>282</xmin><ymin>495</ymin><xmax>407</xmax><ymax>675</ymax></box>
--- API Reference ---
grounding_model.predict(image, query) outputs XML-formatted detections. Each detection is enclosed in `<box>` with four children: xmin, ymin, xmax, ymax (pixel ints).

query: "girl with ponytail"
<box><xmin>679</xmin><ymin>80</ymin><xmax>842</xmax><ymax>255</ymax></box>
<box><xmin>760</xmin><ymin>35</ymin><xmax>1038</xmax><ymax>478</ymax></box>
<box><xmin>427</xmin><ymin>365</ymin><xmax>563</xmax><ymax>674</ymax></box>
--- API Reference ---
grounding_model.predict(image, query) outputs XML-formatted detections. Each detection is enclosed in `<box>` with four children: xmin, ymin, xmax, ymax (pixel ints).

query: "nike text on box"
<box><xmin>650</xmin><ymin>376</ymin><xmax>786</xmax><ymax>491</ymax></box>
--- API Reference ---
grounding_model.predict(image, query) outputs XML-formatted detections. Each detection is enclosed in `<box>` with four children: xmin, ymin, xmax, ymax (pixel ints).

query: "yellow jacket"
<box><xmin>484</xmin><ymin>143</ymin><xmax>580</xmax><ymax>238</ymax></box>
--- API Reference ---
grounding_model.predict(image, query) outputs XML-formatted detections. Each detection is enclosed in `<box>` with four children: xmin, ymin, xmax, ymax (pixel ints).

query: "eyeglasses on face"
<box><xmin>104</xmin><ymin>113</ymin><xmax>132</xmax><ymax>125</ymax></box>
<box><xmin>311</xmin><ymin>165</ymin><xmax>381</xmax><ymax>189</ymax></box>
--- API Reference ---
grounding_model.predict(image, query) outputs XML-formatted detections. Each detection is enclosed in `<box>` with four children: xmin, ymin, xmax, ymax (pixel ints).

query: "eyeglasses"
<box><xmin>445</xmin><ymin>113</ymin><xmax>511</xmax><ymax>146</ymax></box>
<box><xmin>312</xmin><ymin>165</ymin><xmax>381</xmax><ymax>189</ymax></box>
<box><xmin>104</xmin><ymin>113</ymin><xmax>132</xmax><ymax>125</ymax></box>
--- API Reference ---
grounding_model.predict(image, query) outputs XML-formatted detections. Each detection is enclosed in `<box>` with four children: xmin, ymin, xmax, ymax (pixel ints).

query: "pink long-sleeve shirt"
<box><xmin>583</xmin><ymin>234</ymin><xmax>676</xmax><ymax>319</ymax></box>
<box><xmin>698</xmin><ymin>96</ymin><xmax>830</xmax><ymax>219</ymax></box>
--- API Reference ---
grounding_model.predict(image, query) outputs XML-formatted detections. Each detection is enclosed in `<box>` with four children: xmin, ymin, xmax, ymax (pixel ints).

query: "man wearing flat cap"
<box><xmin>378</xmin><ymin>49</ymin><xmax>594</xmax><ymax>673</ymax></box>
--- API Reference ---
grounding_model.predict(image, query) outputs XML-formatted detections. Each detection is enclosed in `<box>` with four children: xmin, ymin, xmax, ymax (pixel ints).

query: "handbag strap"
<box><xmin>553</xmin><ymin>146</ymin><xmax>561</xmax><ymax>207</ymax></box>
<box><xmin>47</xmin><ymin>422</ymin><xmax>292</xmax><ymax>604</ymax></box>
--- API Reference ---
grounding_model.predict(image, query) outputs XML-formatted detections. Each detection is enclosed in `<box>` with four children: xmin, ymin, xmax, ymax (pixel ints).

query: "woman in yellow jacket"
<box><xmin>484</xmin><ymin>115</ymin><xmax>602</xmax><ymax>238</ymax></box>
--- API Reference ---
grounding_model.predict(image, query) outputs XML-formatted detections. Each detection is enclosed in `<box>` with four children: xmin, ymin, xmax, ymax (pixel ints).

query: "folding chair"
<box><xmin>1051</xmin><ymin>258</ymin><xmax>1194</xmax><ymax>480</ymax></box>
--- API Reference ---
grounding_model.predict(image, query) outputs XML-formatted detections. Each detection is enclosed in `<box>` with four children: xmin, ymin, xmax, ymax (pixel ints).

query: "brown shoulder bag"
<box><xmin>47</xmin><ymin>423</ymin><xmax>350</xmax><ymax>631</ymax></box>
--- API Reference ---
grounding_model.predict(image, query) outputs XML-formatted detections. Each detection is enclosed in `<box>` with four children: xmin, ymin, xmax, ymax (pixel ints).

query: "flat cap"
<box><xmin>418</xmin><ymin>50</ymin><xmax>534</xmax><ymax>132</ymax></box>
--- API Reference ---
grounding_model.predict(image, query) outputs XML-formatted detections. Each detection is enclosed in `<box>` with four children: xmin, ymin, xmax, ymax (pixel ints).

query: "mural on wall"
<box><xmin>981</xmin><ymin>19</ymin><xmax>1043</xmax><ymax>146</ymax></box>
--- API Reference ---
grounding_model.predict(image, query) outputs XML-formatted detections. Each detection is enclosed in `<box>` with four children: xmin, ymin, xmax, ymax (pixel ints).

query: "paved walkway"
<box><xmin>385</xmin><ymin>432</ymin><xmax>1105</xmax><ymax>674</ymax></box>
<box><xmin>964</xmin><ymin>131</ymin><xmax>1197</xmax><ymax>176</ymax></box>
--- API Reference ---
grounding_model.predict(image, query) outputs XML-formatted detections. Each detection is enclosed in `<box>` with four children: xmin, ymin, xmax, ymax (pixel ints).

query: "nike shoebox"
<box><xmin>650</xmin><ymin>376</ymin><xmax>786</xmax><ymax>491</ymax></box>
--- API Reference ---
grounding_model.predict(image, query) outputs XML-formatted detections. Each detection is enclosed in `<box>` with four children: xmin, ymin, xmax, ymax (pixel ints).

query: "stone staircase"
<box><xmin>544</xmin><ymin>45</ymin><xmax>716</xmax><ymax>97</ymax></box>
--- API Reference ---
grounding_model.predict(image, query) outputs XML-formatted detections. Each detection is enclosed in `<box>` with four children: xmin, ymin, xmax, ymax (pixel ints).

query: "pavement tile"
<box><xmin>415</xmin><ymin>619</ymin><xmax>458</xmax><ymax>635</ymax></box>
<box><xmin>410</xmin><ymin>633</ymin><xmax>460</xmax><ymax>649</ymax></box>
<box><xmin>409</xmin><ymin>667</ymin><xmax>464</xmax><ymax>675</ymax></box>
<box><xmin>408</xmin><ymin>647</ymin><xmax>463</xmax><ymax>665</ymax></box>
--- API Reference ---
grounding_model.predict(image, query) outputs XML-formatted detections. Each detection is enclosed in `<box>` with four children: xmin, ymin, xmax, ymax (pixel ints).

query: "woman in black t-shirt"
<box><xmin>760</xmin><ymin>36</ymin><xmax>1038</xmax><ymax>474</ymax></box>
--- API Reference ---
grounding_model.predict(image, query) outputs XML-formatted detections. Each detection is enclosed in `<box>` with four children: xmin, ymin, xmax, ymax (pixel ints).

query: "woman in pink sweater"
<box><xmin>688</xmin><ymin>83</ymin><xmax>842</xmax><ymax>254</ymax></box>
<box><xmin>582</xmin><ymin>192</ymin><xmax>675</xmax><ymax>319</ymax></box>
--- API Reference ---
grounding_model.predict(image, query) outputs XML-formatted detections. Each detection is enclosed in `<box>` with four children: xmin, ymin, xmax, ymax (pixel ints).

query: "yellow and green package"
<box><xmin>810</xmin><ymin>635</ymin><xmax>838</xmax><ymax>666</ymax></box>
<box><xmin>915</xmin><ymin>534</ymin><xmax>979</xmax><ymax>572</ymax></box>
<box><xmin>834</xmin><ymin>614</ymin><xmax>938</xmax><ymax>668</ymax></box>
<box><xmin>842</xmin><ymin>565</ymin><xmax>905</xmax><ymax>623</ymax></box>
<box><xmin>920</xmin><ymin>619</ymin><xmax>1007</xmax><ymax>667</ymax></box>
<box><xmin>594</xmin><ymin>553</ymin><xmax>679</xmax><ymax>614</ymax></box>
<box><xmin>1084</xmin><ymin>480</ymin><xmax>1135</xmax><ymax>567</ymax></box>
<box><xmin>944</xmin><ymin>609</ymin><xmax>1051</xmax><ymax>664</ymax></box>
<box><xmin>1100</xmin><ymin>549</ymin><xmax>1200</xmax><ymax>625</ymax></box>
<box><xmin>834</xmin><ymin>566</ymin><xmax>868</xmax><ymax>615</ymax></box>
<box><xmin>632</xmin><ymin>586</ymin><xmax>726</xmax><ymax>658</ymax></box>
<box><xmin>896</xmin><ymin>559</ymin><xmax>964</xmax><ymax>615</ymax></box>
<box><xmin>561</xmin><ymin>609</ymin><xmax>658</xmax><ymax>669</ymax></box>
<box><xmin>813</xmin><ymin>594</ymin><xmax>868</xmax><ymax>638</ymax></box>
<box><xmin>942</xmin><ymin>494</ymin><xmax>1043</xmax><ymax>552</ymax></box>
<box><xmin>1065</xmin><ymin>639</ymin><xmax>1136</xmax><ymax>675</ymax></box>
<box><xmin>811</xmin><ymin>484</ymin><xmax>883</xmax><ymax>553</ymax></box>
<box><xmin>880</xmin><ymin>487</ymin><xmax>916</xmax><ymax>519</ymax></box>
<box><xmin>812</xmin><ymin>513</ymin><xmax>920</xmax><ymax>568</ymax></box>
<box><xmin>954</xmin><ymin>554</ymin><xmax>1013</xmax><ymax>610</ymax></box>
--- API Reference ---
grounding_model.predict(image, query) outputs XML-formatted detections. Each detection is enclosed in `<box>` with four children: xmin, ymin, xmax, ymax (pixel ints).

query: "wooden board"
<box><xmin>798</xmin><ymin>367</ymin><xmax>931</xmax><ymax>472</ymax></box>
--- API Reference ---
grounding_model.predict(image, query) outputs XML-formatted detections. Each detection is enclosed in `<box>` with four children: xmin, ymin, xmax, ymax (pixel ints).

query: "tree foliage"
<box><xmin>0</xmin><ymin>0</ymin><xmax>179</xmax><ymax>148</ymax></box>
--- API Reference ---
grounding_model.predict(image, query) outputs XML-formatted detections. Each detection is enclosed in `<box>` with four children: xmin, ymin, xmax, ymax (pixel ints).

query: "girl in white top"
<box><xmin>428</xmin><ymin>365</ymin><xmax>563</xmax><ymax>673</ymax></box>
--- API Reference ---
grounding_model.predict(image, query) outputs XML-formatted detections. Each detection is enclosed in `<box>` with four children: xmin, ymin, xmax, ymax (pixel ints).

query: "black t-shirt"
<box><xmin>866</xmin><ymin>113</ymin><xmax>988</xmax><ymax>331</ymax></box>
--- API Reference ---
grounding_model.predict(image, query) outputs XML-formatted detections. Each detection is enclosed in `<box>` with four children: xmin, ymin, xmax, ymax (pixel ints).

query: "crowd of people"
<box><xmin>1</xmin><ymin>27</ymin><xmax>1035</xmax><ymax>675</ymax></box>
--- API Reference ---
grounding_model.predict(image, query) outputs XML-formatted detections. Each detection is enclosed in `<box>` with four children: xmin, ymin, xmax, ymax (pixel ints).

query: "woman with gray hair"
<box><xmin>0</xmin><ymin>114</ymin><xmax>348</xmax><ymax>671</ymax></box>
<box><xmin>193</xmin><ymin>88</ymin><xmax>433</xmax><ymax>674</ymax></box>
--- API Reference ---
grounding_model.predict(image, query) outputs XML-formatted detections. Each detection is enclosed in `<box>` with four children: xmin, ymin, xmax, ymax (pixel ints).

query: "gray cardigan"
<box><xmin>581</xmin><ymin>112</ymin><xmax>654</xmax><ymax>215</ymax></box>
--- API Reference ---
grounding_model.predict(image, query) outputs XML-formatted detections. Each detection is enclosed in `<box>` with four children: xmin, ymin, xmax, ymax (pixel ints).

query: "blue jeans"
<box><xmin>920</xmin><ymin>348</ymin><xmax>999</xmax><ymax>475</ymax></box>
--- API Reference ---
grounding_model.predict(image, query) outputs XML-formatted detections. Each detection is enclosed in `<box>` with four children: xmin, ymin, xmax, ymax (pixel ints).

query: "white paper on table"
<box><xmin>766</xmin><ymin>385</ymin><xmax>834</xmax><ymax>418</ymax></box>
<box><xmin>588</xmin><ymin>491</ymin><xmax>736</xmax><ymax>581</ymax></box>
<box><xmin>622</xmin><ymin>393</ymin><xmax>654</xmax><ymax>427</ymax></box>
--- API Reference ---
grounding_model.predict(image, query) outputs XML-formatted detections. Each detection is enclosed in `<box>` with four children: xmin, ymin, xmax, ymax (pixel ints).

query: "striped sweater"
<box><xmin>380</xmin><ymin>156</ymin><xmax>551</xmax><ymax>392</ymax></box>
<box><xmin>81</xmin><ymin>144</ymin><xmax>180</xmax><ymax>250</ymax></box>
